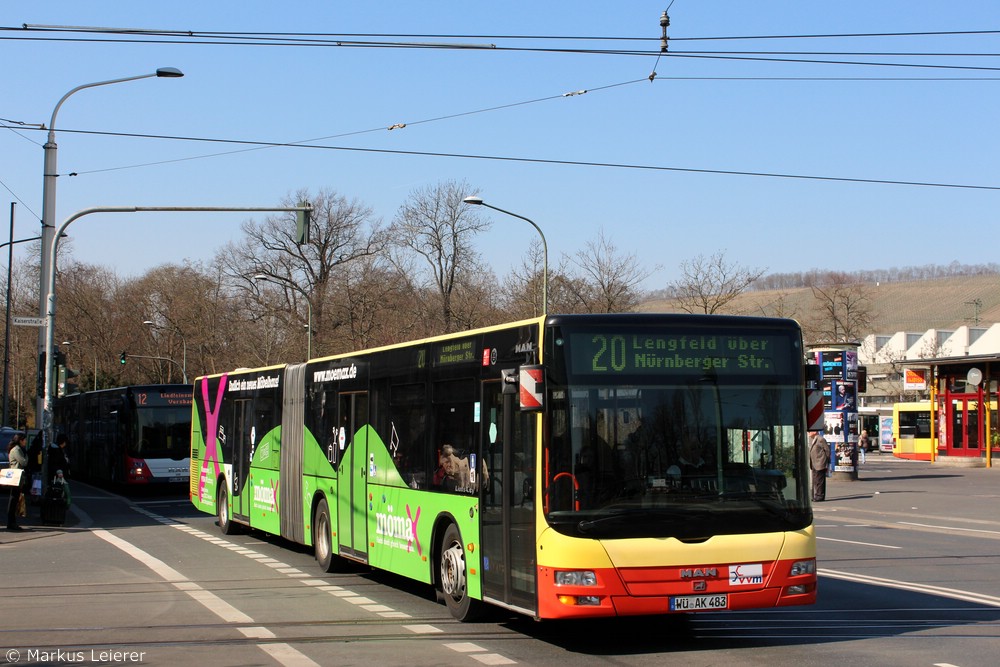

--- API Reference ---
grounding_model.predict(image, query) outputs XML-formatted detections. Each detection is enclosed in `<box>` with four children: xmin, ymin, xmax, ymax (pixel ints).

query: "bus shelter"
<box><xmin>904</xmin><ymin>354</ymin><xmax>999</xmax><ymax>466</ymax></box>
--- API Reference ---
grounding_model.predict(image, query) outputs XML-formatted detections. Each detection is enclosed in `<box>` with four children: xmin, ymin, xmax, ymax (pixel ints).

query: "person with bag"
<box><xmin>48</xmin><ymin>433</ymin><xmax>71</xmax><ymax>480</ymax></box>
<box><xmin>6</xmin><ymin>432</ymin><xmax>28</xmax><ymax>531</ymax></box>
<box><xmin>41</xmin><ymin>468</ymin><xmax>71</xmax><ymax>526</ymax></box>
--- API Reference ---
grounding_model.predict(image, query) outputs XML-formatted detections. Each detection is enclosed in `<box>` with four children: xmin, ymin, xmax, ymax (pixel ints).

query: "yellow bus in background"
<box><xmin>892</xmin><ymin>401</ymin><xmax>933</xmax><ymax>460</ymax></box>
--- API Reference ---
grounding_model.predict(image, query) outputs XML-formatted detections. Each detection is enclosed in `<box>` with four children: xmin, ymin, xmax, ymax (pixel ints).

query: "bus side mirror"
<box><xmin>518</xmin><ymin>365</ymin><xmax>544</xmax><ymax>411</ymax></box>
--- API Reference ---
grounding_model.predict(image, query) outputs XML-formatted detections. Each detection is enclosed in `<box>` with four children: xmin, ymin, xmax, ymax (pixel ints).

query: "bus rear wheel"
<box><xmin>314</xmin><ymin>498</ymin><xmax>339</xmax><ymax>572</ymax></box>
<box><xmin>217</xmin><ymin>485</ymin><xmax>238</xmax><ymax>535</ymax></box>
<box><xmin>438</xmin><ymin>523</ymin><xmax>484</xmax><ymax>622</ymax></box>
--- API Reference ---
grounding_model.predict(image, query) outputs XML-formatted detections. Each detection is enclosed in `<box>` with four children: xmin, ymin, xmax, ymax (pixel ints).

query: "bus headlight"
<box><xmin>555</xmin><ymin>570</ymin><xmax>596</xmax><ymax>586</ymax></box>
<box><xmin>790</xmin><ymin>559</ymin><xmax>816</xmax><ymax>576</ymax></box>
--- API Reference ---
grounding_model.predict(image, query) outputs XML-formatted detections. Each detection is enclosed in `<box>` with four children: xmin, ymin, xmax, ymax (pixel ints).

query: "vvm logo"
<box><xmin>729</xmin><ymin>563</ymin><xmax>764</xmax><ymax>586</ymax></box>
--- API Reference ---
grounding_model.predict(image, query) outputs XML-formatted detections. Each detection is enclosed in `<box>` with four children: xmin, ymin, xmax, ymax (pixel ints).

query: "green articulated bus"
<box><xmin>190</xmin><ymin>313</ymin><xmax>817</xmax><ymax>621</ymax></box>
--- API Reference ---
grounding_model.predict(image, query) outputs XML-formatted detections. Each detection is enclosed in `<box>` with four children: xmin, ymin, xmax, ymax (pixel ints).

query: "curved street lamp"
<box><xmin>462</xmin><ymin>196</ymin><xmax>548</xmax><ymax>314</ymax></box>
<box><xmin>37</xmin><ymin>67</ymin><xmax>184</xmax><ymax>421</ymax></box>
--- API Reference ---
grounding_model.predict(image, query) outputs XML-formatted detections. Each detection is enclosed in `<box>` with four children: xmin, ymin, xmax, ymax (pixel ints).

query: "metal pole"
<box><xmin>42</xmin><ymin>205</ymin><xmax>313</xmax><ymax>486</ymax></box>
<box><xmin>3</xmin><ymin>202</ymin><xmax>13</xmax><ymax>426</ymax></box>
<box><xmin>37</xmin><ymin>69</ymin><xmax>183</xmax><ymax>430</ymax></box>
<box><xmin>463</xmin><ymin>197</ymin><xmax>547</xmax><ymax>314</ymax></box>
<box><xmin>484</xmin><ymin>203</ymin><xmax>547</xmax><ymax>315</ymax></box>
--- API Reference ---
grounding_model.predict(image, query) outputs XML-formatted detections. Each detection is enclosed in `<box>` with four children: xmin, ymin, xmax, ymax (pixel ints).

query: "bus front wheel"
<box><xmin>438</xmin><ymin>523</ymin><xmax>484</xmax><ymax>622</ymax></box>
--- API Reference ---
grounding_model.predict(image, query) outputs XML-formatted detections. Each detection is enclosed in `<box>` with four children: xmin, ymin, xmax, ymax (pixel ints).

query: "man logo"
<box><xmin>693</xmin><ymin>581</ymin><xmax>707</xmax><ymax>592</ymax></box>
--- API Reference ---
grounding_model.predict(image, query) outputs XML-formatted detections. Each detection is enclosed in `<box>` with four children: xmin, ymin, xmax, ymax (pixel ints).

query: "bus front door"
<box><xmin>480</xmin><ymin>379</ymin><xmax>537</xmax><ymax>616</ymax></box>
<box><xmin>336</xmin><ymin>392</ymin><xmax>370</xmax><ymax>562</ymax></box>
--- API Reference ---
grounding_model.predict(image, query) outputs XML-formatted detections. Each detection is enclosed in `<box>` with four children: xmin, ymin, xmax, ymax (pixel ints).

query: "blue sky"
<box><xmin>3</xmin><ymin>2</ymin><xmax>999</xmax><ymax>293</ymax></box>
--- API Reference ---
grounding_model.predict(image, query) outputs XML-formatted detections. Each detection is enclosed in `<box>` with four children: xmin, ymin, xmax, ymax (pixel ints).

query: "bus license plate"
<box><xmin>670</xmin><ymin>594</ymin><xmax>728</xmax><ymax>611</ymax></box>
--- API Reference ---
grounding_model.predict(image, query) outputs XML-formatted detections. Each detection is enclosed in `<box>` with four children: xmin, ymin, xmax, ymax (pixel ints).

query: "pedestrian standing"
<box><xmin>48</xmin><ymin>433</ymin><xmax>71</xmax><ymax>480</ymax></box>
<box><xmin>809</xmin><ymin>430</ymin><xmax>831</xmax><ymax>502</ymax></box>
<box><xmin>6</xmin><ymin>433</ymin><xmax>28</xmax><ymax>530</ymax></box>
<box><xmin>858</xmin><ymin>429</ymin><xmax>868</xmax><ymax>465</ymax></box>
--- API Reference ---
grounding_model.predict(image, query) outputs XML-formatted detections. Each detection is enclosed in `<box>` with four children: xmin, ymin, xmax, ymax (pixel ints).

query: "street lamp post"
<box><xmin>37</xmin><ymin>67</ymin><xmax>184</xmax><ymax>425</ymax></box>
<box><xmin>253</xmin><ymin>274</ymin><xmax>312</xmax><ymax>360</ymax></box>
<box><xmin>462</xmin><ymin>196</ymin><xmax>548</xmax><ymax>315</ymax></box>
<box><xmin>39</xmin><ymin>204</ymin><xmax>312</xmax><ymax>491</ymax></box>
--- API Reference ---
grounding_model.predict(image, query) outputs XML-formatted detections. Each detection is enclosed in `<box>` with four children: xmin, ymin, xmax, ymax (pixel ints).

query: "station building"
<box><xmin>857</xmin><ymin>323</ymin><xmax>1000</xmax><ymax>464</ymax></box>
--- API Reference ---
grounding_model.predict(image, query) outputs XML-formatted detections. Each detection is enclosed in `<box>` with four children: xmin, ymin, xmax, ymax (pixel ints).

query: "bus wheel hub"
<box><xmin>441</xmin><ymin>542</ymin><xmax>466</xmax><ymax>596</ymax></box>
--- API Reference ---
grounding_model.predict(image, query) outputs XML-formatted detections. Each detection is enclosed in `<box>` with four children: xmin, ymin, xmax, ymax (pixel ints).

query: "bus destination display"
<box><xmin>569</xmin><ymin>331</ymin><xmax>792</xmax><ymax>376</ymax></box>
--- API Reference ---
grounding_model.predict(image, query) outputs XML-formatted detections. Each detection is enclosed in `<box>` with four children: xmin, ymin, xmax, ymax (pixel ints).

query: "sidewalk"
<box><xmin>1</xmin><ymin>491</ymin><xmax>80</xmax><ymax>545</ymax></box>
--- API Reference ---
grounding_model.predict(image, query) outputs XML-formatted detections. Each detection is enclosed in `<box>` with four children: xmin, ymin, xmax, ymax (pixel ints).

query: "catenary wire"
<box><xmin>7</xmin><ymin>124</ymin><xmax>999</xmax><ymax>192</ymax></box>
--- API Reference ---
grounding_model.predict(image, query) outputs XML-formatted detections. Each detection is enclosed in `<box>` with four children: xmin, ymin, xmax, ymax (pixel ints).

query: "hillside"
<box><xmin>639</xmin><ymin>274</ymin><xmax>1000</xmax><ymax>335</ymax></box>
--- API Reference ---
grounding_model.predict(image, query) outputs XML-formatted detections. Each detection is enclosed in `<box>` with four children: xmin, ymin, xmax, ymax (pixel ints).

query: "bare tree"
<box><xmin>54</xmin><ymin>262</ymin><xmax>129</xmax><ymax>389</ymax></box>
<box><xmin>331</xmin><ymin>253</ymin><xmax>422</xmax><ymax>350</ymax></box>
<box><xmin>668</xmin><ymin>250</ymin><xmax>765</xmax><ymax>315</ymax></box>
<box><xmin>561</xmin><ymin>230</ymin><xmax>657</xmax><ymax>313</ymax></box>
<box><xmin>219</xmin><ymin>188</ymin><xmax>386</xmax><ymax>358</ymax></box>
<box><xmin>4</xmin><ymin>260</ymin><xmax>49</xmax><ymax>426</ymax></box>
<box><xmin>390</xmin><ymin>180</ymin><xmax>490</xmax><ymax>333</ymax></box>
<box><xmin>450</xmin><ymin>267</ymin><xmax>505</xmax><ymax>331</ymax></box>
<box><xmin>499</xmin><ymin>241</ymin><xmax>549</xmax><ymax>319</ymax></box>
<box><xmin>131</xmin><ymin>262</ymin><xmax>242</xmax><ymax>382</ymax></box>
<box><xmin>805</xmin><ymin>275</ymin><xmax>874</xmax><ymax>344</ymax></box>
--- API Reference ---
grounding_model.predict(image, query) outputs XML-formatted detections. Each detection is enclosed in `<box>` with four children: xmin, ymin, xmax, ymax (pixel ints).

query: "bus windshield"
<box><xmin>131</xmin><ymin>405</ymin><xmax>191</xmax><ymax>461</ymax></box>
<box><xmin>544</xmin><ymin>322</ymin><xmax>811</xmax><ymax>540</ymax></box>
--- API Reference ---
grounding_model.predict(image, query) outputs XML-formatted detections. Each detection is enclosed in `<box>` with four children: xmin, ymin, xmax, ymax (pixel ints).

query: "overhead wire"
<box><xmin>12</xmin><ymin>24</ymin><xmax>1000</xmax><ymax>42</ymax></box>
<box><xmin>5</xmin><ymin>68</ymin><xmax>992</xmax><ymax>183</ymax></box>
<box><xmin>7</xmin><ymin>123</ymin><xmax>998</xmax><ymax>192</ymax></box>
<box><xmin>4</xmin><ymin>19</ymin><xmax>1000</xmax><ymax>213</ymax></box>
<box><xmin>3</xmin><ymin>78</ymin><xmax>646</xmax><ymax>177</ymax></box>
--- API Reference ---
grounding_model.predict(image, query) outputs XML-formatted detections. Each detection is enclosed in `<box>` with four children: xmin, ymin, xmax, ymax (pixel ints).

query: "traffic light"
<box><xmin>295</xmin><ymin>201</ymin><xmax>312</xmax><ymax>245</ymax></box>
<box><xmin>55</xmin><ymin>346</ymin><xmax>65</xmax><ymax>397</ymax></box>
<box><xmin>53</xmin><ymin>346</ymin><xmax>79</xmax><ymax>397</ymax></box>
<box><xmin>120</xmin><ymin>351</ymin><xmax>128</xmax><ymax>365</ymax></box>
<box><xmin>59</xmin><ymin>366</ymin><xmax>79</xmax><ymax>397</ymax></box>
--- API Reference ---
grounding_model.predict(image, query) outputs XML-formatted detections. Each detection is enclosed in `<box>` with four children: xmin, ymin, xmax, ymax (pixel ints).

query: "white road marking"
<box><xmin>816</xmin><ymin>536</ymin><xmax>901</xmax><ymax>549</ymax></box>
<box><xmin>898</xmin><ymin>521</ymin><xmax>1000</xmax><ymax>536</ymax></box>
<box><xmin>821</xmin><ymin>568</ymin><xmax>1000</xmax><ymax>607</ymax></box>
<box><xmin>91</xmin><ymin>528</ymin><xmax>319</xmax><ymax>667</ymax></box>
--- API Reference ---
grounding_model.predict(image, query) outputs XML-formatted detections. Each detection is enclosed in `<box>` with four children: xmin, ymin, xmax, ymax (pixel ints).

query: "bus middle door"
<box><xmin>336</xmin><ymin>392</ymin><xmax>370</xmax><ymax>562</ymax></box>
<box><xmin>230</xmin><ymin>399</ymin><xmax>252</xmax><ymax>524</ymax></box>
